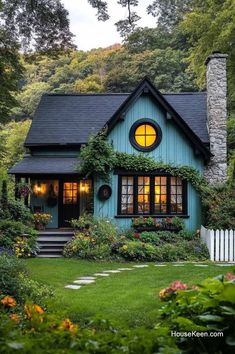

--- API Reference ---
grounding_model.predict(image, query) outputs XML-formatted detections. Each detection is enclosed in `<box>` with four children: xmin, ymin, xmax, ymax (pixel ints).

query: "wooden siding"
<box><xmin>94</xmin><ymin>94</ymin><xmax>204</xmax><ymax>230</ymax></box>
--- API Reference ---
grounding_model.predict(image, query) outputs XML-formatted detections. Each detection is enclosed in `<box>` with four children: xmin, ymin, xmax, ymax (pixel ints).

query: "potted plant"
<box><xmin>33</xmin><ymin>213</ymin><xmax>52</xmax><ymax>230</ymax></box>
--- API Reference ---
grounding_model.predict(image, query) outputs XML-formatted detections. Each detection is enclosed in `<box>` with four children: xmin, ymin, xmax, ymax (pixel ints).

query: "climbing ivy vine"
<box><xmin>78</xmin><ymin>134</ymin><xmax>209</xmax><ymax>195</ymax></box>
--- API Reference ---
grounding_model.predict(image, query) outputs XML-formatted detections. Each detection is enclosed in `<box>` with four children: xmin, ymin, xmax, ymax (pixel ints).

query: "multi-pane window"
<box><xmin>63</xmin><ymin>182</ymin><xmax>78</xmax><ymax>204</ymax></box>
<box><xmin>119</xmin><ymin>175</ymin><xmax>186</xmax><ymax>215</ymax></box>
<box><xmin>120</xmin><ymin>176</ymin><xmax>134</xmax><ymax>214</ymax></box>
<box><xmin>135</xmin><ymin>124</ymin><xmax>157</xmax><ymax>148</ymax></box>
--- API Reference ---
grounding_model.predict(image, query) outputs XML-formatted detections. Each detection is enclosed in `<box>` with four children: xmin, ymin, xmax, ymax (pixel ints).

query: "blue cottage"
<box><xmin>9</xmin><ymin>53</ymin><xmax>228</xmax><ymax>231</ymax></box>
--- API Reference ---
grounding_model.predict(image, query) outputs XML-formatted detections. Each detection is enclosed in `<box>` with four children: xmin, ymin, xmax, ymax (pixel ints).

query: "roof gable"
<box><xmin>106</xmin><ymin>77</ymin><xmax>210</xmax><ymax>160</ymax></box>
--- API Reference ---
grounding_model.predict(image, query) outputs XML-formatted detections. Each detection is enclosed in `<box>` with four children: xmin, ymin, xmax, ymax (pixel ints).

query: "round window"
<box><xmin>129</xmin><ymin>119</ymin><xmax>162</xmax><ymax>151</ymax></box>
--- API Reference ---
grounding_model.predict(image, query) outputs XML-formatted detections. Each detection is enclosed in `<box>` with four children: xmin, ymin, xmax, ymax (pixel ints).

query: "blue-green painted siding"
<box><xmin>30</xmin><ymin>187</ymin><xmax>59</xmax><ymax>228</ymax></box>
<box><xmin>94</xmin><ymin>95</ymin><xmax>204</xmax><ymax>230</ymax></box>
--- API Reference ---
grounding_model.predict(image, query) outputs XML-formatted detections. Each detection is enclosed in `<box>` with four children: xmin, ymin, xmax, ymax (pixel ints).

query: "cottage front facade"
<box><xmin>9</xmin><ymin>53</ymin><xmax>228</xmax><ymax>230</ymax></box>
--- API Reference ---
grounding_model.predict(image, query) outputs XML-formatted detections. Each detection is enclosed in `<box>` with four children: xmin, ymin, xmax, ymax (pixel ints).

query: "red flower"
<box><xmin>134</xmin><ymin>233</ymin><xmax>140</xmax><ymax>239</ymax></box>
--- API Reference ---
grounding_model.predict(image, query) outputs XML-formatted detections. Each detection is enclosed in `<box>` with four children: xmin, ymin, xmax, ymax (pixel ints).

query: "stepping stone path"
<box><xmin>154</xmin><ymin>264</ymin><xmax>166</xmax><ymax>267</ymax></box>
<box><xmin>103</xmin><ymin>270</ymin><xmax>121</xmax><ymax>273</ymax></box>
<box><xmin>194</xmin><ymin>264</ymin><xmax>208</xmax><ymax>267</ymax></box>
<box><xmin>94</xmin><ymin>273</ymin><xmax>110</xmax><ymax>277</ymax></box>
<box><xmin>65</xmin><ymin>285</ymin><xmax>81</xmax><ymax>290</ymax></box>
<box><xmin>133</xmin><ymin>265</ymin><xmax>149</xmax><ymax>268</ymax></box>
<box><xmin>216</xmin><ymin>264</ymin><xmax>234</xmax><ymax>266</ymax></box>
<box><xmin>172</xmin><ymin>264</ymin><xmax>185</xmax><ymax>266</ymax></box>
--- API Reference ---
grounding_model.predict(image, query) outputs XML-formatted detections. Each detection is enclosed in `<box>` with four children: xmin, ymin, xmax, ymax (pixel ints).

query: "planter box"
<box><xmin>133</xmin><ymin>225</ymin><xmax>181</xmax><ymax>233</ymax></box>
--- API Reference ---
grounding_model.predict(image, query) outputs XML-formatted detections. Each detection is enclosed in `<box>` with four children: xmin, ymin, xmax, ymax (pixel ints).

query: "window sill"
<box><xmin>115</xmin><ymin>214</ymin><xmax>189</xmax><ymax>219</ymax></box>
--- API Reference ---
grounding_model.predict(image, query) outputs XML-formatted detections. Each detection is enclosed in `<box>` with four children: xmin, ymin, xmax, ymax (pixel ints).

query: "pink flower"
<box><xmin>170</xmin><ymin>280</ymin><xmax>188</xmax><ymax>291</ymax></box>
<box><xmin>224</xmin><ymin>273</ymin><xmax>235</xmax><ymax>281</ymax></box>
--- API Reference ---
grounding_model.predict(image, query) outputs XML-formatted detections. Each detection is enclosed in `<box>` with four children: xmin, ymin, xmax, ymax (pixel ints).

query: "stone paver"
<box><xmin>194</xmin><ymin>264</ymin><xmax>208</xmax><ymax>267</ymax></box>
<box><xmin>215</xmin><ymin>264</ymin><xmax>234</xmax><ymax>266</ymax></box>
<box><xmin>94</xmin><ymin>273</ymin><xmax>110</xmax><ymax>276</ymax></box>
<box><xmin>133</xmin><ymin>265</ymin><xmax>149</xmax><ymax>268</ymax></box>
<box><xmin>79</xmin><ymin>276</ymin><xmax>96</xmax><ymax>280</ymax></box>
<box><xmin>65</xmin><ymin>285</ymin><xmax>81</xmax><ymax>290</ymax></box>
<box><xmin>154</xmin><ymin>264</ymin><xmax>166</xmax><ymax>267</ymax></box>
<box><xmin>103</xmin><ymin>270</ymin><xmax>121</xmax><ymax>273</ymax></box>
<box><xmin>73</xmin><ymin>279</ymin><xmax>95</xmax><ymax>285</ymax></box>
<box><xmin>118</xmin><ymin>268</ymin><xmax>134</xmax><ymax>271</ymax></box>
<box><xmin>172</xmin><ymin>264</ymin><xmax>185</xmax><ymax>266</ymax></box>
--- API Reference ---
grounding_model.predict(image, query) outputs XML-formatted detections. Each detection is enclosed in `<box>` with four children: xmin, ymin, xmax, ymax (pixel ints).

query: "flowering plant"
<box><xmin>159</xmin><ymin>280</ymin><xmax>188</xmax><ymax>301</ymax></box>
<box><xmin>33</xmin><ymin>213</ymin><xmax>52</xmax><ymax>226</ymax></box>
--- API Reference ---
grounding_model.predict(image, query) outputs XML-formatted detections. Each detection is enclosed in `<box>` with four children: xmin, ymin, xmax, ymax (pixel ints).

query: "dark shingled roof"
<box><xmin>25</xmin><ymin>91</ymin><xmax>209</xmax><ymax>146</ymax></box>
<box><xmin>9</xmin><ymin>156</ymin><xmax>80</xmax><ymax>175</ymax></box>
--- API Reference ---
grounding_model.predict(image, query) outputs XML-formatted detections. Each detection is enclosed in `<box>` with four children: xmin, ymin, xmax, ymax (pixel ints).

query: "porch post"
<box><xmin>24</xmin><ymin>177</ymin><xmax>29</xmax><ymax>207</ymax></box>
<box><xmin>15</xmin><ymin>176</ymin><xmax>20</xmax><ymax>200</ymax></box>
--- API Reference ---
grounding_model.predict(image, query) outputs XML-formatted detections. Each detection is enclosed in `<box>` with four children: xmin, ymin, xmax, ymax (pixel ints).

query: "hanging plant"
<box><xmin>17</xmin><ymin>182</ymin><xmax>32</xmax><ymax>197</ymax></box>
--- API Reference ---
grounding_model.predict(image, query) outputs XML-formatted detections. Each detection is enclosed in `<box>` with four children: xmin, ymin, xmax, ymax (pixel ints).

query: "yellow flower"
<box><xmin>1</xmin><ymin>296</ymin><xmax>17</xmax><ymax>308</ymax></box>
<box><xmin>122</xmin><ymin>245</ymin><xmax>128</xmax><ymax>251</ymax></box>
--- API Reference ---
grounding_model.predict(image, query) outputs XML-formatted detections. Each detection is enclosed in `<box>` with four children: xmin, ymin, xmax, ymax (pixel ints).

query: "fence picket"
<box><xmin>209</xmin><ymin>229</ymin><xmax>214</xmax><ymax>261</ymax></box>
<box><xmin>220</xmin><ymin>230</ymin><xmax>224</xmax><ymax>262</ymax></box>
<box><xmin>200</xmin><ymin>226</ymin><xmax>235</xmax><ymax>263</ymax></box>
<box><xmin>229</xmin><ymin>230</ymin><xmax>234</xmax><ymax>262</ymax></box>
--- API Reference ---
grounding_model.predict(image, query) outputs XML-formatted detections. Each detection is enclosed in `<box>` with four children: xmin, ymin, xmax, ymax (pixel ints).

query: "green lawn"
<box><xmin>24</xmin><ymin>259</ymin><xmax>235</xmax><ymax>328</ymax></box>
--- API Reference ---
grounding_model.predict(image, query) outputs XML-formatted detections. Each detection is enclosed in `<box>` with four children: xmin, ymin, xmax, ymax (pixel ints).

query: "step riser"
<box><xmin>36</xmin><ymin>231</ymin><xmax>73</xmax><ymax>257</ymax></box>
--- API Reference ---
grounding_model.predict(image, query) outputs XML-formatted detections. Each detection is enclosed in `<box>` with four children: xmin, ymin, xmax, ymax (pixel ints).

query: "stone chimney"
<box><xmin>204</xmin><ymin>52</ymin><xmax>228</xmax><ymax>184</ymax></box>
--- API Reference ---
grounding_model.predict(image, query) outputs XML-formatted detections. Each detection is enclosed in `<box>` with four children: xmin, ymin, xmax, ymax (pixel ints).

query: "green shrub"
<box><xmin>115</xmin><ymin>239</ymin><xmax>209</xmax><ymax>262</ymax></box>
<box><xmin>3</xmin><ymin>199</ymin><xmax>34</xmax><ymax>225</ymax></box>
<box><xmin>203</xmin><ymin>184</ymin><xmax>235</xmax><ymax>229</ymax></box>
<box><xmin>0</xmin><ymin>255</ymin><xmax>27</xmax><ymax>302</ymax></box>
<box><xmin>159</xmin><ymin>273</ymin><xmax>235</xmax><ymax>353</ymax></box>
<box><xmin>0</xmin><ymin>255</ymin><xmax>53</xmax><ymax>305</ymax></box>
<box><xmin>0</xmin><ymin>220</ymin><xmax>38</xmax><ymax>257</ymax></box>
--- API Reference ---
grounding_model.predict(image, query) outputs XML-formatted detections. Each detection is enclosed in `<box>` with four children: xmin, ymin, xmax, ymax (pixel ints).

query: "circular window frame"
<box><xmin>129</xmin><ymin>118</ymin><xmax>162</xmax><ymax>152</ymax></box>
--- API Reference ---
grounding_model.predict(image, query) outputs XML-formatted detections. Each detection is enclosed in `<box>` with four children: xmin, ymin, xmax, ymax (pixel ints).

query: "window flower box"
<box><xmin>132</xmin><ymin>216</ymin><xmax>182</xmax><ymax>233</ymax></box>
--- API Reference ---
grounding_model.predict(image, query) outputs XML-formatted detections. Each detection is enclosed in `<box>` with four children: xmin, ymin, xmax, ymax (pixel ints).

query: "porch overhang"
<box><xmin>8</xmin><ymin>156</ymin><xmax>80</xmax><ymax>176</ymax></box>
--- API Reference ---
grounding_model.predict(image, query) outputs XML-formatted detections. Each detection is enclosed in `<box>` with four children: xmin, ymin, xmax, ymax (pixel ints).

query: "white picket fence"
<box><xmin>200</xmin><ymin>226</ymin><xmax>235</xmax><ymax>262</ymax></box>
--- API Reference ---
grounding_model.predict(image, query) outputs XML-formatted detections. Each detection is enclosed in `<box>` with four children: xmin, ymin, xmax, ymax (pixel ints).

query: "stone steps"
<box><xmin>37</xmin><ymin>230</ymin><xmax>73</xmax><ymax>257</ymax></box>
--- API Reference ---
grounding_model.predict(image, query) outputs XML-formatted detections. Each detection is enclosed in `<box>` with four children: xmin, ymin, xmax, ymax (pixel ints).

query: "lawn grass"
<box><xmin>24</xmin><ymin>259</ymin><xmax>235</xmax><ymax>328</ymax></box>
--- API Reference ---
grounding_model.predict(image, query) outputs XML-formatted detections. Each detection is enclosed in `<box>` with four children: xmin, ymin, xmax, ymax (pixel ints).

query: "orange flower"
<box><xmin>10</xmin><ymin>313</ymin><xmax>20</xmax><ymax>323</ymax></box>
<box><xmin>1</xmin><ymin>296</ymin><xmax>17</xmax><ymax>308</ymax></box>
<box><xmin>60</xmin><ymin>319</ymin><xmax>78</xmax><ymax>334</ymax></box>
<box><xmin>24</xmin><ymin>304</ymin><xmax>44</xmax><ymax>319</ymax></box>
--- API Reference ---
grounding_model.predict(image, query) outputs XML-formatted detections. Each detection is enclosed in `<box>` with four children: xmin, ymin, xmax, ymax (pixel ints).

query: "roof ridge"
<box><xmin>45</xmin><ymin>93</ymin><xmax>130</xmax><ymax>97</ymax></box>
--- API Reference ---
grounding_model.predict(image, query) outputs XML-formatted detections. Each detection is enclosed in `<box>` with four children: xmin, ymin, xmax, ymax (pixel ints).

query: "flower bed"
<box><xmin>132</xmin><ymin>216</ymin><xmax>183</xmax><ymax>233</ymax></box>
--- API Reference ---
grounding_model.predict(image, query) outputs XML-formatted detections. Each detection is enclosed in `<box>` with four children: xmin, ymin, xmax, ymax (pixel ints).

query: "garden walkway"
<box><xmin>64</xmin><ymin>262</ymin><xmax>234</xmax><ymax>290</ymax></box>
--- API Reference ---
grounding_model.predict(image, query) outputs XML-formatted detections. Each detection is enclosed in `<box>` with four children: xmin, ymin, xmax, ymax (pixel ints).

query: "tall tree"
<box><xmin>0</xmin><ymin>0</ymin><xmax>75</xmax><ymax>122</ymax></box>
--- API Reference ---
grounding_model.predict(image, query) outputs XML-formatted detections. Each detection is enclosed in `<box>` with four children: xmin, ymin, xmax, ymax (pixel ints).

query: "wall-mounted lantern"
<box><xmin>34</xmin><ymin>182</ymin><xmax>46</xmax><ymax>196</ymax></box>
<box><xmin>80</xmin><ymin>180</ymin><xmax>90</xmax><ymax>193</ymax></box>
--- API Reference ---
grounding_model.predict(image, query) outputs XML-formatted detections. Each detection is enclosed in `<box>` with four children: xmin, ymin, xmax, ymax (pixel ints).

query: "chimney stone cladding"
<box><xmin>204</xmin><ymin>53</ymin><xmax>228</xmax><ymax>184</ymax></box>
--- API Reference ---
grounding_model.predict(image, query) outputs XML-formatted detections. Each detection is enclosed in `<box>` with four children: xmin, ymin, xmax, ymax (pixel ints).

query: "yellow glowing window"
<box><xmin>135</xmin><ymin>124</ymin><xmax>157</xmax><ymax>147</ymax></box>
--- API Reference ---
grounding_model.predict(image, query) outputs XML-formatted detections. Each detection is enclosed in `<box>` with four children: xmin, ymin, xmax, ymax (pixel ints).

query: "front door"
<box><xmin>59</xmin><ymin>181</ymin><xmax>79</xmax><ymax>227</ymax></box>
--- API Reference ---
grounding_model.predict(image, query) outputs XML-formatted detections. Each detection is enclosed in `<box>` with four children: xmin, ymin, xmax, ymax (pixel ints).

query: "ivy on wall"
<box><xmin>78</xmin><ymin>133</ymin><xmax>209</xmax><ymax>195</ymax></box>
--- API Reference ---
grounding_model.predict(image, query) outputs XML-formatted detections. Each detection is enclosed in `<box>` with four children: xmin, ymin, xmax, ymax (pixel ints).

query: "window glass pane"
<box><xmin>145</xmin><ymin>124</ymin><xmax>156</xmax><ymax>135</ymax></box>
<box><xmin>145</xmin><ymin>135</ymin><xmax>156</xmax><ymax>146</ymax></box>
<box><xmin>135</xmin><ymin>125</ymin><xmax>145</xmax><ymax>135</ymax></box>
<box><xmin>135</xmin><ymin>135</ymin><xmax>145</xmax><ymax>146</ymax></box>
<box><xmin>137</xmin><ymin>176</ymin><xmax>150</xmax><ymax>214</ymax></box>
<box><xmin>170</xmin><ymin>177</ymin><xmax>183</xmax><ymax>214</ymax></box>
<box><xmin>120</xmin><ymin>176</ymin><xmax>134</xmax><ymax>214</ymax></box>
<box><xmin>154</xmin><ymin>176</ymin><xmax>167</xmax><ymax>214</ymax></box>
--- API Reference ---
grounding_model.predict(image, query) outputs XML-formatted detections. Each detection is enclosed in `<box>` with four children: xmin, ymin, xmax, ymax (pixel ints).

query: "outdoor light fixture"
<box><xmin>34</xmin><ymin>182</ymin><xmax>46</xmax><ymax>196</ymax></box>
<box><xmin>80</xmin><ymin>180</ymin><xmax>89</xmax><ymax>193</ymax></box>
